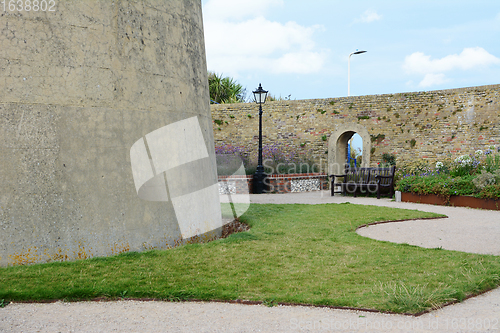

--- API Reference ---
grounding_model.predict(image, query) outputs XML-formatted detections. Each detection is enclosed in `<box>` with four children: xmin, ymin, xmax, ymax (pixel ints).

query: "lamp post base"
<box><xmin>252</xmin><ymin>169</ymin><xmax>268</xmax><ymax>194</ymax></box>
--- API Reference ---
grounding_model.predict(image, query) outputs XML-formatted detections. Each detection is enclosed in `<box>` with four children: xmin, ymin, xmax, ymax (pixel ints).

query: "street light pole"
<box><xmin>348</xmin><ymin>50</ymin><xmax>367</xmax><ymax>96</ymax></box>
<box><xmin>252</xmin><ymin>83</ymin><xmax>268</xmax><ymax>194</ymax></box>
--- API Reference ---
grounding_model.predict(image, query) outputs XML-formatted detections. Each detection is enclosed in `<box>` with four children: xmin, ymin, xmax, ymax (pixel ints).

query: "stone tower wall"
<box><xmin>0</xmin><ymin>0</ymin><xmax>219</xmax><ymax>266</ymax></box>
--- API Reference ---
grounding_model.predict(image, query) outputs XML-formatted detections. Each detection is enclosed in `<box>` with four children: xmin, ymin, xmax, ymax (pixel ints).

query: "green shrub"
<box><xmin>478</xmin><ymin>184</ymin><xmax>500</xmax><ymax>199</ymax></box>
<box><xmin>382</xmin><ymin>153</ymin><xmax>396</xmax><ymax>166</ymax></box>
<box><xmin>396</xmin><ymin>174</ymin><xmax>476</xmax><ymax>199</ymax></box>
<box><xmin>484</xmin><ymin>154</ymin><xmax>500</xmax><ymax>173</ymax></box>
<box><xmin>472</xmin><ymin>170</ymin><xmax>496</xmax><ymax>190</ymax></box>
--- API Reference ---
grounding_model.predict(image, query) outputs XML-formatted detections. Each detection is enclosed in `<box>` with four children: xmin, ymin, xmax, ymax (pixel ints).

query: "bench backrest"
<box><xmin>343</xmin><ymin>166</ymin><xmax>396</xmax><ymax>185</ymax></box>
<box><xmin>344</xmin><ymin>167</ymin><xmax>372</xmax><ymax>184</ymax></box>
<box><xmin>370</xmin><ymin>166</ymin><xmax>396</xmax><ymax>185</ymax></box>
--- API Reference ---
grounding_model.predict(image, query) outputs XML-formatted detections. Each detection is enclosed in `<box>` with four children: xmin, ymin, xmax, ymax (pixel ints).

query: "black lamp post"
<box><xmin>252</xmin><ymin>83</ymin><xmax>268</xmax><ymax>194</ymax></box>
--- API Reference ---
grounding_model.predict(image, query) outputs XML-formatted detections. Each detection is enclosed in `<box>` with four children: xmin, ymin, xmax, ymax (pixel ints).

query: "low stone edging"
<box><xmin>401</xmin><ymin>192</ymin><xmax>500</xmax><ymax>211</ymax></box>
<box><xmin>218</xmin><ymin>173</ymin><xmax>329</xmax><ymax>194</ymax></box>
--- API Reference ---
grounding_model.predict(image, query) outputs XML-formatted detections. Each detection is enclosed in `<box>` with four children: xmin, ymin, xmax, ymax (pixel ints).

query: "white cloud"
<box><xmin>403</xmin><ymin>47</ymin><xmax>500</xmax><ymax>74</ymax></box>
<box><xmin>403</xmin><ymin>47</ymin><xmax>500</xmax><ymax>87</ymax></box>
<box><xmin>203</xmin><ymin>0</ymin><xmax>327</xmax><ymax>76</ymax></box>
<box><xmin>355</xmin><ymin>10</ymin><xmax>382</xmax><ymax>23</ymax></box>
<box><xmin>271</xmin><ymin>52</ymin><xmax>325</xmax><ymax>74</ymax></box>
<box><xmin>418</xmin><ymin>73</ymin><xmax>449</xmax><ymax>88</ymax></box>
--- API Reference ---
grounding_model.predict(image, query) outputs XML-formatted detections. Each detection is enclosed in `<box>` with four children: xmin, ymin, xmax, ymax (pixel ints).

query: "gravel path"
<box><xmin>1</xmin><ymin>191</ymin><xmax>499</xmax><ymax>333</ymax></box>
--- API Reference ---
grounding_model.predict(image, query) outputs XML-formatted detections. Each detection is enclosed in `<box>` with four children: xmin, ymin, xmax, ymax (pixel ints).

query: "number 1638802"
<box><xmin>2</xmin><ymin>0</ymin><xmax>56</xmax><ymax>12</ymax></box>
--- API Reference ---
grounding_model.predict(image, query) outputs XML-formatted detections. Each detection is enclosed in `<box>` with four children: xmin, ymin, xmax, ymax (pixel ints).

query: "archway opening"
<box><xmin>347</xmin><ymin>133</ymin><xmax>363</xmax><ymax>168</ymax></box>
<box><xmin>327</xmin><ymin>124</ymin><xmax>371</xmax><ymax>177</ymax></box>
<box><xmin>336</xmin><ymin>131</ymin><xmax>358</xmax><ymax>170</ymax></box>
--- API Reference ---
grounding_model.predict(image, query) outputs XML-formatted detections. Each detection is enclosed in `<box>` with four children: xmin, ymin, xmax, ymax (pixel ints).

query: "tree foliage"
<box><xmin>208</xmin><ymin>72</ymin><xmax>245</xmax><ymax>104</ymax></box>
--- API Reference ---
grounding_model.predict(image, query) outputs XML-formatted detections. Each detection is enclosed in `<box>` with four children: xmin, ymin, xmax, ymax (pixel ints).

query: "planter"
<box><xmin>401</xmin><ymin>192</ymin><xmax>500</xmax><ymax>211</ymax></box>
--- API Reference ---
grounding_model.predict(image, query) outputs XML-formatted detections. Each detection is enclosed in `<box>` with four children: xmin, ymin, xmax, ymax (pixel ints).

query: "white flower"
<box><xmin>436</xmin><ymin>161</ymin><xmax>444</xmax><ymax>169</ymax></box>
<box><xmin>475</xmin><ymin>150</ymin><xmax>483</xmax><ymax>155</ymax></box>
<box><xmin>455</xmin><ymin>155</ymin><xmax>472</xmax><ymax>166</ymax></box>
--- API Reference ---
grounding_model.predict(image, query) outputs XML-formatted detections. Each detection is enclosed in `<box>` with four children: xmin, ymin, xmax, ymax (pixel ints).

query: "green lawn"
<box><xmin>1</xmin><ymin>203</ymin><xmax>499</xmax><ymax>314</ymax></box>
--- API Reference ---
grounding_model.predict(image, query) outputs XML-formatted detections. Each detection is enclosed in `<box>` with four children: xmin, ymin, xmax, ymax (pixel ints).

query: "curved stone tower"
<box><xmin>0</xmin><ymin>0</ymin><xmax>221</xmax><ymax>266</ymax></box>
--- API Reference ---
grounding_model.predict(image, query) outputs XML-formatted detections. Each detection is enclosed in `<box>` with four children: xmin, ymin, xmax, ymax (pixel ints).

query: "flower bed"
<box><xmin>216</xmin><ymin>143</ymin><xmax>328</xmax><ymax>194</ymax></box>
<box><xmin>215</xmin><ymin>143</ymin><xmax>323</xmax><ymax>176</ymax></box>
<box><xmin>396</xmin><ymin>148</ymin><xmax>500</xmax><ymax>201</ymax></box>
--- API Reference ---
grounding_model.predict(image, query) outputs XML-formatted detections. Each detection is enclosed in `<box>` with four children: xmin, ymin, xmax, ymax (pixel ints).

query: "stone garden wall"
<box><xmin>211</xmin><ymin>84</ymin><xmax>500</xmax><ymax>169</ymax></box>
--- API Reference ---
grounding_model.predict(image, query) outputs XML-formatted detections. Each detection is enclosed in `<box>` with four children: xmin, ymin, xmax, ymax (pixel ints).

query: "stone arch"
<box><xmin>328</xmin><ymin>123</ymin><xmax>371</xmax><ymax>175</ymax></box>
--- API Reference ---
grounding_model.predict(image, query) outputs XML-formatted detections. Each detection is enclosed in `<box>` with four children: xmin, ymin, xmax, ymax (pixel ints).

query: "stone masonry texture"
<box><xmin>0</xmin><ymin>0</ymin><xmax>219</xmax><ymax>266</ymax></box>
<box><xmin>211</xmin><ymin>84</ymin><xmax>500</xmax><ymax>170</ymax></box>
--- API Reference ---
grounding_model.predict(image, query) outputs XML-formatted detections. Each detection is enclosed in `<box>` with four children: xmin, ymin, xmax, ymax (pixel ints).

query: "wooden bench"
<box><xmin>329</xmin><ymin>165</ymin><xmax>396</xmax><ymax>199</ymax></box>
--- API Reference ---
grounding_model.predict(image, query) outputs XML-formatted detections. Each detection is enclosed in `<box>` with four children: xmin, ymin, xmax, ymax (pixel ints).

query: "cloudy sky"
<box><xmin>201</xmin><ymin>0</ymin><xmax>500</xmax><ymax>100</ymax></box>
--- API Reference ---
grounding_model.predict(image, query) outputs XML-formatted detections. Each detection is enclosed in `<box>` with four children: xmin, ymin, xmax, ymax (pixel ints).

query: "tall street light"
<box><xmin>348</xmin><ymin>50</ymin><xmax>367</xmax><ymax>96</ymax></box>
<box><xmin>252</xmin><ymin>83</ymin><xmax>268</xmax><ymax>194</ymax></box>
